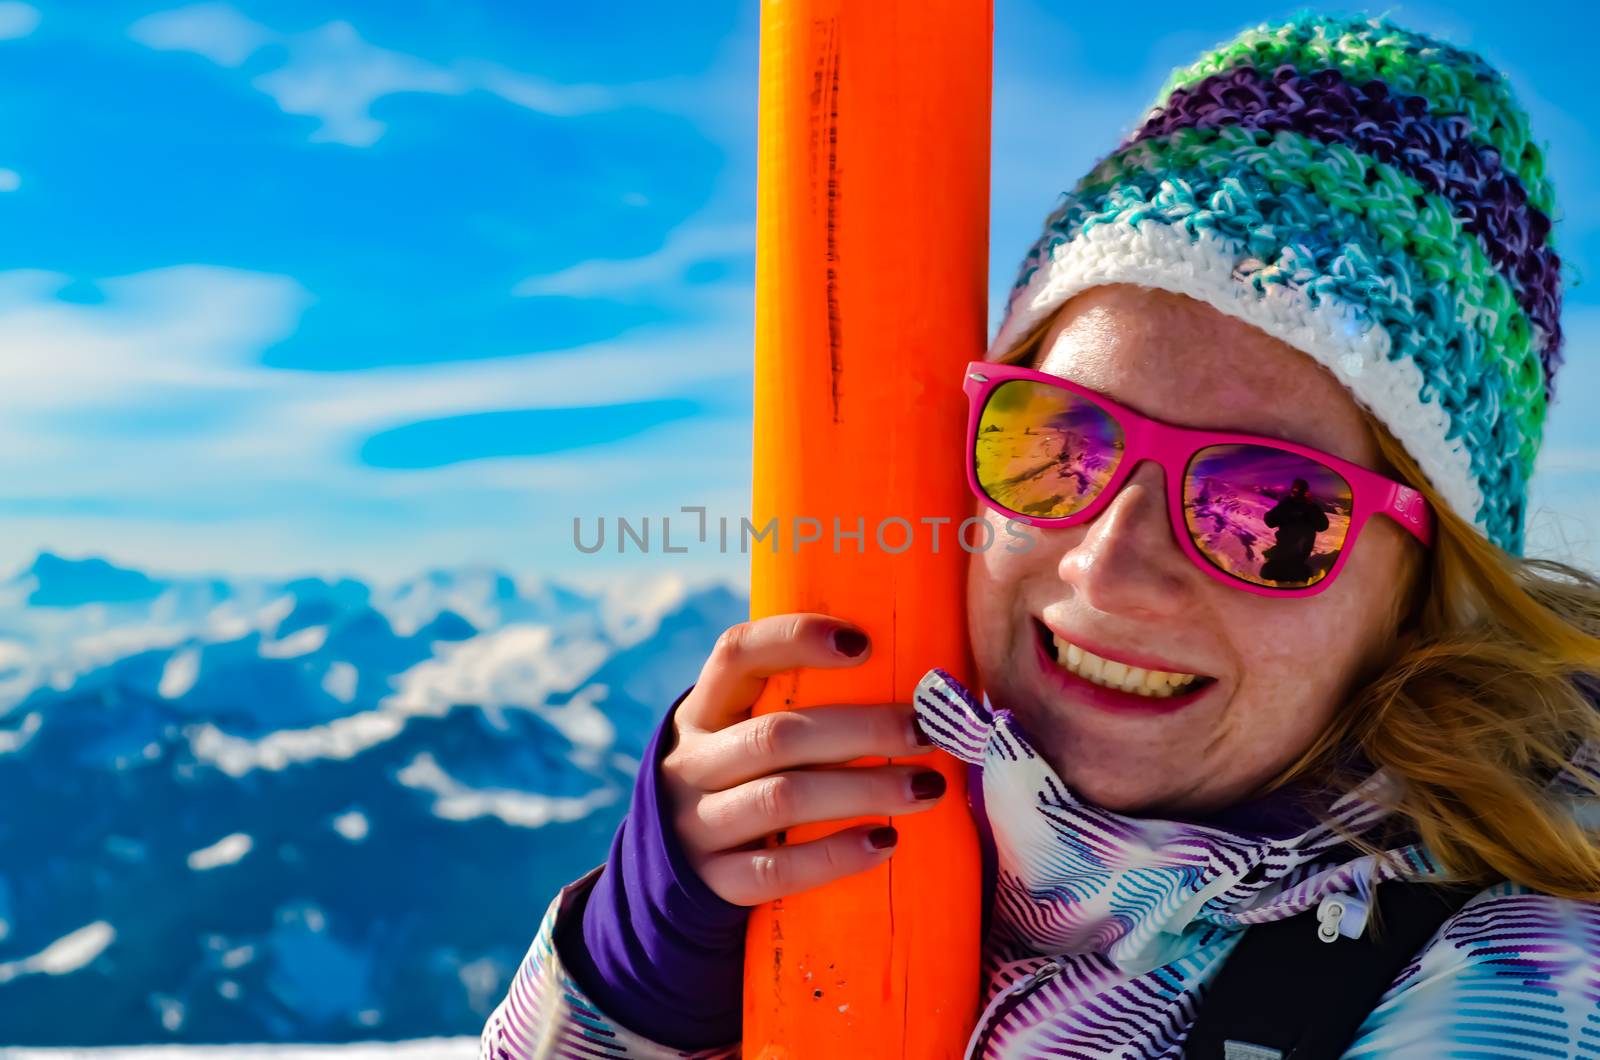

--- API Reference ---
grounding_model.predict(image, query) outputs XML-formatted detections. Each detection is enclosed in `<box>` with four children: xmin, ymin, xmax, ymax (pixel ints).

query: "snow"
<box><xmin>0</xmin><ymin>710</ymin><xmax>40</xmax><ymax>755</ymax></box>
<box><xmin>322</xmin><ymin>661</ymin><xmax>358</xmax><ymax>703</ymax></box>
<box><xmin>0</xmin><ymin>921</ymin><xmax>115</xmax><ymax>983</ymax></box>
<box><xmin>0</xmin><ymin>555</ymin><xmax>734</xmax><ymax>1044</ymax></box>
<box><xmin>533</xmin><ymin>684</ymin><xmax>613</xmax><ymax>753</ymax></box>
<box><xmin>186</xmin><ymin>622</ymin><xmax>617</xmax><ymax>779</ymax></box>
<box><xmin>383</xmin><ymin>624</ymin><xmax>609</xmax><ymax>719</ymax></box>
<box><xmin>220</xmin><ymin>944</ymin><xmax>255</xmax><ymax>969</ymax></box>
<box><xmin>375</xmin><ymin>566</ymin><xmax>515</xmax><ymax>637</ymax></box>
<box><xmin>187</xmin><ymin>710</ymin><xmax>406</xmax><ymax>777</ymax></box>
<box><xmin>0</xmin><ymin>1041</ymin><xmax>479</xmax><ymax>1058</ymax></box>
<box><xmin>63</xmin><ymin>624</ymin><xmax>190</xmax><ymax>677</ymax></box>
<box><xmin>153</xmin><ymin>995</ymin><xmax>185</xmax><ymax>1032</ymax></box>
<box><xmin>331</xmin><ymin>809</ymin><xmax>369</xmax><ymax>842</ymax></box>
<box><xmin>159</xmin><ymin>647</ymin><xmax>200</xmax><ymax>699</ymax></box>
<box><xmin>260</xmin><ymin>625</ymin><xmax>328</xmax><ymax>659</ymax></box>
<box><xmin>601</xmin><ymin>572</ymin><xmax>686</xmax><ymax>646</ymax></box>
<box><xmin>396</xmin><ymin>752</ymin><xmax>618</xmax><ymax>829</ymax></box>
<box><xmin>0</xmin><ymin>637</ymin><xmax>28</xmax><ymax>670</ymax></box>
<box><xmin>186</xmin><ymin>833</ymin><xmax>253</xmax><ymax>871</ymax></box>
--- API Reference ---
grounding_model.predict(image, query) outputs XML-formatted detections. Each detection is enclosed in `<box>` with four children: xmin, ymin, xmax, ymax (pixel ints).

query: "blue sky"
<box><xmin>0</xmin><ymin>0</ymin><xmax>1594</xmax><ymax>587</ymax></box>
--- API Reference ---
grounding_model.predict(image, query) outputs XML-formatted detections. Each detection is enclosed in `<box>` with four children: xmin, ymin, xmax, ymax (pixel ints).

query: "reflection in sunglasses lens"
<box><xmin>974</xmin><ymin>380</ymin><xmax>1125</xmax><ymax>520</ymax></box>
<box><xmin>1183</xmin><ymin>444</ymin><xmax>1353</xmax><ymax>589</ymax></box>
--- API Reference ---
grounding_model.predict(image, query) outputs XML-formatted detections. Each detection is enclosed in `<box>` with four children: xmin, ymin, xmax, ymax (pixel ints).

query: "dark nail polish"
<box><xmin>868</xmin><ymin>826</ymin><xmax>898</xmax><ymax>850</ymax></box>
<box><xmin>910</xmin><ymin>715</ymin><xmax>932</xmax><ymax>748</ymax></box>
<box><xmin>911</xmin><ymin>770</ymin><xmax>947</xmax><ymax>801</ymax></box>
<box><xmin>832</xmin><ymin>628</ymin><xmax>868</xmax><ymax>657</ymax></box>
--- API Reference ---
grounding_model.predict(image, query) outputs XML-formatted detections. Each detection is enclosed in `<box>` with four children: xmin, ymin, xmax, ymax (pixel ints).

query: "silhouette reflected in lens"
<box><xmin>1259</xmin><ymin>477</ymin><xmax>1329</xmax><ymax>585</ymax></box>
<box><xmin>1183</xmin><ymin>446</ymin><xmax>1352</xmax><ymax>589</ymax></box>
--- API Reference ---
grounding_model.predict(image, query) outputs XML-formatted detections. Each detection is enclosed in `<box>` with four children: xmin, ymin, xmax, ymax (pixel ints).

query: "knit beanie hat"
<box><xmin>989</xmin><ymin>13</ymin><xmax>1562</xmax><ymax>555</ymax></box>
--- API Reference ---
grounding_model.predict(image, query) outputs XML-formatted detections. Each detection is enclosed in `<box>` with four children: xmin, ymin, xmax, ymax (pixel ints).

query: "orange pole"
<box><xmin>745</xmin><ymin>1</ymin><xmax>991</xmax><ymax>1056</ymax></box>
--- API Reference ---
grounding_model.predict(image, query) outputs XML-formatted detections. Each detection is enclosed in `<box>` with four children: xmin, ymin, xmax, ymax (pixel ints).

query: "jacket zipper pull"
<box><xmin>1316</xmin><ymin>896</ymin><xmax>1346</xmax><ymax>943</ymax></box>
<box><xmin>1017</xmin><ymin>960</ymin><xmax>1061</xmax><ymax>993</ymax></box>
<box><xmin>1316</xmin><ymin>892</ymin><xmax>1370</xmax><ymax>942</ymax></box>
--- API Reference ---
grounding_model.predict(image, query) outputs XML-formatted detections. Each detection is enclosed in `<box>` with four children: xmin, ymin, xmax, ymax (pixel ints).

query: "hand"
<box><xmin>660</xmin><ymin>613</ymin><xmax>947</xmax><ymax>906</ymax></box>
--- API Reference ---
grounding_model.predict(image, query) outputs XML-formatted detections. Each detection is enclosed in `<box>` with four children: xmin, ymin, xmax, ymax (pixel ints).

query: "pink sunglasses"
<box><xmin>963</xmin><ymin>361</ymin><xmax>1434</xmax><ymax>598</ymax></box>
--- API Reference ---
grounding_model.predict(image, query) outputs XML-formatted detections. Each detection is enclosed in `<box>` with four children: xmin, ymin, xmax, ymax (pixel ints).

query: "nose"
<box><xmin>1058</xmin><ymin>460</ymin><xmax>1195</xmax><ymax>617</ymax></box>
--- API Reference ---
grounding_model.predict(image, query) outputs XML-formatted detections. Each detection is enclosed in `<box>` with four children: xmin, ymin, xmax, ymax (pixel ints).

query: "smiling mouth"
<box><xmin>1033</xmin><ymin>619</ymin><xmax>1217</xmax><ymax>700</ymax></box>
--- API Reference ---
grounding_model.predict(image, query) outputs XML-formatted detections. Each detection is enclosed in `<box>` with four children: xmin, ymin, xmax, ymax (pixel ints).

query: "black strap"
<box><xmin>1183</xmin><ymin>880</ymin><xmax>1477</xmax><ymax>1059</ymax></box>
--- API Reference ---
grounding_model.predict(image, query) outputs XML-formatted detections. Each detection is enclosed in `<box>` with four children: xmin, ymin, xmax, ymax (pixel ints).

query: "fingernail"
<box><xmin>832</xmin><ymin>628</ymin><xmax>868</xmax><ymax>657</ymax></box>
<box><xmin>911</xmin><ymin>770</ymin><xmax>947</xmax><ymax>801</ymax></box>
<box><xmin>867</xmin><ymin>826</ymin><xmax>898</xmax><ymax>850</ymax></box>
<box><xmin>910</xmin><ymin>714</ymin><xmax>933</xmax><ymax>748</ymax></box>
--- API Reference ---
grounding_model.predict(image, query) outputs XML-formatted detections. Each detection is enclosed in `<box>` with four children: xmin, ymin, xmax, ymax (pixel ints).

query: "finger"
<box><xmin>673</xmin><ymin>703</ymin><xmax>933</xmax><ymax>792</ymax></box>
<box><xmin>679</xmin><ymin>613</ymin><xmax>871</xmax><ymax>732</ymax></box>
<box><xmin>699</xmin><ymin>823</ymin><xmax>901</xmax><ymax>906</ymax></box>
<box><xmin>681</xmin><ymin>764</ymin><xmax>946</xmax><ymax>854</ymax></box>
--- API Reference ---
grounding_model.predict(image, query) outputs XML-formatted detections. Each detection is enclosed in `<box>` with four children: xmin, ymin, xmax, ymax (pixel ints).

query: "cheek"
<box><xmin>967</xmin><ymin>512</ymin><xmax>1019</xmax><ymax>639</ymax></box>
<box><xmin>966</xmin><ymin>509</ymin><xmax>1058</xmax><ymax>665</ymax></box>
<box><xmin>1230</xmin><ymin>585</ymin><xmax>1388</xmax><ymax>727</ymax></box>
<box><xmin>969</xmin><ymin>512</ymin><xmax>1020</xmax><ymax>587</ymax></box>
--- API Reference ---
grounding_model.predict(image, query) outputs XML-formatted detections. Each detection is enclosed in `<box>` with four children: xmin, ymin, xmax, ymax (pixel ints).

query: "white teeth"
<box><xmin>1050</xmin><ymin>633</ymin><xmax>1200</xmax><ymax>698</ymax></box>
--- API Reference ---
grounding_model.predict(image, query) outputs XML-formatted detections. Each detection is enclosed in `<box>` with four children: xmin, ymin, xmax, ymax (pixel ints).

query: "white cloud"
<box><xmin>0</xmin><ymin>13</ymin><xmax>761</xmax><ymax>583</ymax></box>
<box><xmin>0</xmin><ymin>263</ymin><xmax>749</xmax><ymax>548</ymax></box>
<box><xmin>0</xmin><ymin>265</ymin><xmax>308</xmax><ymax>405</ymax></box>
<box><xmin>128</xmin><ymin>2</ymin><xmax>269</xmax><ymax>67</ymax></box>
<box><xmin>254</xmin><ymin>20</ymin><xmax>463</xmax><ymax>147</ymax></box>
<box><xmin>513</xmin><ymin>221</ymin><xmax>753</xmax><ymax>298</ymax></box>
<box><xmin>129</xmin><ymin>5</ymin><xmax>613</xmax><ymax>147</ymax></box>
<box><xmin>466</xmin><ymin>62</ymin><xmax>613</xmax><ymax>117</ymax></box>
<box><xmin>0</xmin><ymin>2</ymin><xmax>38</xmax><ymax>41</ymax></box>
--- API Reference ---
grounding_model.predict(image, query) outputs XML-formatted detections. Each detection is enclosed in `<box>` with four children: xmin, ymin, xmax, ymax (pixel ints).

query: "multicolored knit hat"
<box><xmin>989</xmin><ymin>14</ymin><xmax>1563</xmax><ymax>555</ymax></box>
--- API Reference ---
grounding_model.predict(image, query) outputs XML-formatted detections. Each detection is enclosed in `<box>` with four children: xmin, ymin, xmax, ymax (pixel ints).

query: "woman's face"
<box><xmin>968</xmin><ymin>285</ymin><xmax>1415</xmax><ymax>816</ymax></box>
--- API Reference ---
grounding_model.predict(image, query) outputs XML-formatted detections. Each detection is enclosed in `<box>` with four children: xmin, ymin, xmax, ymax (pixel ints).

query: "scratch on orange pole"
<box><xmin>745</xmin><ymin>1</ymin><xmax>991</xmax><ymax>1056</ymax></box>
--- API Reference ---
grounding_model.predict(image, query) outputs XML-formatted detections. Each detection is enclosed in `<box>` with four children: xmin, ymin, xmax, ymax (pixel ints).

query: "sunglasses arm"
<box><xmin>1379</xmin><ymin>481</ymin><xmax>1435</xmax><ymax>549</ymax></box>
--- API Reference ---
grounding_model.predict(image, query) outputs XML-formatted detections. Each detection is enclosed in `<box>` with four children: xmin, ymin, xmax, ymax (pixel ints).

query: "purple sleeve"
<box><xmin>554</xmin><ymin>687</ymin><xmax>750</xmax><ymax>1050</ymax></box>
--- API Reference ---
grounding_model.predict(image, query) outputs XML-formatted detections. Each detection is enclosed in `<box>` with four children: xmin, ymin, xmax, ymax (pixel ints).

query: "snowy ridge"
<box><xmin>0</xmin><ymin>552</ymin><xmax>746</xmax><ymax>1047</ymax></box>
<box><xmin>0</xmin><ymin>1041</ymin><xmax>477</xmax><ymax>1058</ymax></box>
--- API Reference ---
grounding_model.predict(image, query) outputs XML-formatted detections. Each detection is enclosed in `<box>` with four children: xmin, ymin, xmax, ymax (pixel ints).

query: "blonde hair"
<box><xmin>996</xmin><ymin>301</ymin><xmax>1600</xmax><ymax>900</ymax></box>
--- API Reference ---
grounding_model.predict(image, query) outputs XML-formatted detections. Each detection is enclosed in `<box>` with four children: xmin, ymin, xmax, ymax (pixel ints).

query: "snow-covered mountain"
<box><xmin>0</xmin><ymin>553</ymin><xmax>746</xmax><ymax>1047</ymax></box>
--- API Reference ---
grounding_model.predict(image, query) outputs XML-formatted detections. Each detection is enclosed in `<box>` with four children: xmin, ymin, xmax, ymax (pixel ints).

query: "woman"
<box><xmin>483</xmin><ymin>14</ymin><xmax>1600</xmax><ymax>1058</ymax></box>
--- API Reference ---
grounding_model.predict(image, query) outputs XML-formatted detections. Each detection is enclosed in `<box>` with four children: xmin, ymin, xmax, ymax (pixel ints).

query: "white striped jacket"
<box><xmin>481</xmin><ymin>668</ymin><xmax>1600</xmax><ymax>1059</ymax></box>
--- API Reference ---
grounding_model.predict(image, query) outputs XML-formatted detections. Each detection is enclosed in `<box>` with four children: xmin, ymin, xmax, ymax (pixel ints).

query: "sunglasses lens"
<box><xmin>1183</xmin><ymin>444</ymin><xmax>1353</xmax><ymax>590</ymax></box>
<box><xmin>974</xmin><ymin>379</ymin><xmax>1125</xmax><ymax>520</ymax></box>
